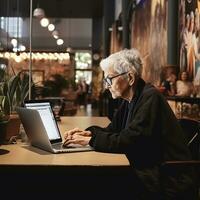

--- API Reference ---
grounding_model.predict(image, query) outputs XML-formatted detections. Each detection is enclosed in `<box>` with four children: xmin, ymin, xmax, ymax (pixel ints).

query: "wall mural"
<box><xmin>131</xmin><ymin>0</ymin><xmax>168</xmax><ymax>86</ymax></box>
<box><xmin>179</xmin><ymin>0</ymin><xmax>200</xmax><ymax>92</ymax></box>
<box><xmin>110</xmin><ymin>19</ymin><xmax>123</xmax><ymax>54</ymax></box>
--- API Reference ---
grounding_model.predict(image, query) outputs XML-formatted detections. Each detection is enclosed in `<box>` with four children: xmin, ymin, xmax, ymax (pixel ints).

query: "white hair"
<box><xmin>100</xmin><ymin>48</ymin><xmax>143</xmax><ymax>76</ymax></box>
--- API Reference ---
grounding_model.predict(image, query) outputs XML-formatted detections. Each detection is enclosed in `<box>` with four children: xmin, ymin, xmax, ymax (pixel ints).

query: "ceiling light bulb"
<box><xmin>48</xmin><ymin>24</ymin><xmax>55</xmax><ymax>32</ymax></box>
<box><xmin>13</xmin><ymin>47</ymin><xmax>18</xmax><ymax>52</ymax></box>
<box><xmin>19</xmin><ymin>45</ymin><xmax>26</xmax><ymax>51</ymax></box>
<box><xmin>57</xmin><ymin>39</ymin><xmax>64</xmax><ymax>45</ymax></box>
<box><xmin>52</xmin><ymin>30</ymin><xmax>59</xmax><ymax>39</ymax></box>
<box><xmin>66</xmin><ymin>47</ymin><xmax>72</xmax><ymax>53</ymax></box>
<box><xmin>11</xmin><ymin>38</ymin><xmax>18</xmax><ymax>47</ymax></box>
<box><xmin>15</xmin><ymin>57</ymin><xmax>21</xmax><ymax>63</ymax></box>
<box><xmin>40</xmin><ymin>18</ymin><xmax>49</xmax><ymax>27</ymax></box>
<box><xmin>33</xmin><ymin>8</ymin><xmax>45</xmax><ymax>18</ymax></box>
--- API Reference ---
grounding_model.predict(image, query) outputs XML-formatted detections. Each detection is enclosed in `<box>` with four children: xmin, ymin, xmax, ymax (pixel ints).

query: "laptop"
<box><xmin>16</xmin><ymin>101</ymin><xmax>93</xmax><ymax>153</ymax></box>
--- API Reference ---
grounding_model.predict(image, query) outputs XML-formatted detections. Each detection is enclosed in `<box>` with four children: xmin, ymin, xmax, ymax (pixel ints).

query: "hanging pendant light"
<box><xmin>56</xmin><ymin>38</ymin><xmax>64</xmax><ymax>45</ymax></box>
<box><xmin>33</xmin><ymin>5</ymin><xmax>45</xmax><ymax>19</ymax></box>
<box><xmin>40</xmin><ymin>17</ymin><xmax>49</xmax><ymax>27</ymax></box>
<box><xmin>48</xmin><ymin>24</ymin><xmax>55</xmax><ymax>32</ymax></box>
<box><xmin>52</xmin><ymin>30</ymin><xmax>59</xmax><ymax>39</ymax></box>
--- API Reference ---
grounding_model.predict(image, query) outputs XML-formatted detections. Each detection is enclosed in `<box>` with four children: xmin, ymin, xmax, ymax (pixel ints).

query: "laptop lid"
<box><xmin>16</xmin><ymin>107</ymin><xmax>55</xmax><ymax>153</ymax></box>
<box><xmin>24</xmin><ymin>100</ymin><xmax>62</xmax><ymax>144</ymax></box>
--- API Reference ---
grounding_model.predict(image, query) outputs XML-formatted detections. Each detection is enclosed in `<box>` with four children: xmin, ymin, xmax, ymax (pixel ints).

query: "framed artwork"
<box><xmin>178</xmin><ymin>0</ymin><xmax>200</xmax><ymax>83</ymax></box>
<box><xmin>130</xmin><ymin>0</ymin><xmax>168</xmax><ymax>86</ymax></box>
<box><xmin>22</xmin><ymin>70</ymin><xmax>44</xmax><ymax>86</ymax></box>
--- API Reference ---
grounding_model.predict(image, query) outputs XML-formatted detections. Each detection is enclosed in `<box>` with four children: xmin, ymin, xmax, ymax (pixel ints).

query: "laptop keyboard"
<box><xmin>52</xmin><ymin>143</ymin><xmax>75</xmax><ymax>149</ymax></box>
<box><xmin>52</xmin><ymin>143</ymin><xmax>64</xmax><ymax>149</ymax></box>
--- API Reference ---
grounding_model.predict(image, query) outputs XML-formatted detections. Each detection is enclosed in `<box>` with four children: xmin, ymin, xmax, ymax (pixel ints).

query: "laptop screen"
<box><xmin>24</xmin><ymin>102</ymin><xmax>62</xmax><ymax>143</ymax></box>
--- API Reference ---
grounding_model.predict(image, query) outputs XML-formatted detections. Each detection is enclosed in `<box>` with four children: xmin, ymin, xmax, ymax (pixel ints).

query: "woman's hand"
<box><xmin>63</xmin><ymin>128</ymin><xmax>92</xmax><ymax>146</ymax></box>
<box><xmin>64</xmin><ymin>127</ymin><xmax>83</xmax><ymax>140</ymax></box>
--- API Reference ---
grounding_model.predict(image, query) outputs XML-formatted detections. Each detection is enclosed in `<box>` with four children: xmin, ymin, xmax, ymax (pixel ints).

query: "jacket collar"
<box><xmin>131</xmin><ymin>77</ymin><xmax>146</xmax><ymax>102</ymax></box>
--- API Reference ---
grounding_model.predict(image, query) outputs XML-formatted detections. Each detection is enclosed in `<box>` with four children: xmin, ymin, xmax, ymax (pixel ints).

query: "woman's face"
<box><xmin>103</xmin><ymin>67</ymin><xmax>130</xmax><ymax>99</ymax></box>
<box><xmin>181</xmin><ymin>72</ymin><xmax>188</xmax><ymax>81</ymax></box>
<box><xmin>189</xmin><ymin>17</ymin><xmax>194</xmax><ymax>32</ymax></box>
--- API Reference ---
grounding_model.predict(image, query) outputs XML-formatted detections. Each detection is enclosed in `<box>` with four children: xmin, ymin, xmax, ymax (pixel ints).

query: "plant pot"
<box><xmin>6</xmin><ymin>114</ymin><xmax>21</xmax><ymax>140</ymax></box>
<box><xmin>4</xmin><ymin>114</ymin><xmax>21</xmax><ymax>142</ymax></box>
<box><xmin>0</xmin><ymin>121</ymin><xmax>8</xmax><ymax>144</ymax></box>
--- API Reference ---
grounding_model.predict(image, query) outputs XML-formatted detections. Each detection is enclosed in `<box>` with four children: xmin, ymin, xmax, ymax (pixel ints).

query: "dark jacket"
<box><xmin>88</xmin><ymin>78</ymin><xmax>195</xmax><ymax>199</ymax></box>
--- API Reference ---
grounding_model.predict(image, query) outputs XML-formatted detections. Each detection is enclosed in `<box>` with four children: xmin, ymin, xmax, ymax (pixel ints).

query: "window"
<box><xmin>0</xmin><ymin>17</ymin><xmax>23</xmax><ymax>38</ymax></box>
<box><xmin>75</xmin><ymin>51</ymin><xmax>92</xmax><ymax>84</ymax></box>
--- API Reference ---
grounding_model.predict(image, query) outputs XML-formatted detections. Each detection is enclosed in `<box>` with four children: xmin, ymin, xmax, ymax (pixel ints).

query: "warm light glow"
<box><xmin>4</xmin><ymin>52</ymin><xmax>10</xmax><ymax>58</ymax></box>
<box><xmin>15</xmin><ymin>56</ymin><xmax>22</xmax><ymax>63</ymax></box>
<box><xmin>52</xmin><ymin>30</ymin><xmax>59</xmax><ymax>39</ymax></box>
<box><xmin>33</xmin><ymin>8</ymin><xmax>45</xmax><ymax>18</ymax></box>
<box><xmin>56</xmin><ymin>39</ymin><xmax>64</xmax><ymax>45</ymax></box>
<box><xmin>1</xmin><ymin>52</ymin><xmax>70</xmax><ymax>61</ymax></box>
<box><xmin>11</xmin><ymin>38</ymin><xmax>18</xmax><ymax>47</ymax></box>
<box><xmin>48</xmin><ymin>24</ymin><xmax>55</xmax><ymax>31</ymax></box>
<box><xmin>19</xmin><ymin>45</ymin><xmax>26</xmax><ymax>51</ymax></box>
<box><xmin>40</xmin><ymin>18</ymin><xmax>49</xmax><ymax>27</ymax></box>
<box><xmin>12</xmin><ymin>47</ymin><xmax>18</xmax><ymax>52</ymax></box>
<box><xmin>66</xmin><ymin>47</ymin><xmax>72</xmax><ymax>53</ymax></box>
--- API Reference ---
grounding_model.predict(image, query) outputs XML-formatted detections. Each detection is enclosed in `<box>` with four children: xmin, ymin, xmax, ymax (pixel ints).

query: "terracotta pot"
<box><xmin>0</xmin><ymin>121</ymin><xmax>8</xmax><ymax>144</ymax></box>
<box><xmin>5</xmin><ymin>114</ymin><xmax>21</xmax><ymax>141</ymax></box>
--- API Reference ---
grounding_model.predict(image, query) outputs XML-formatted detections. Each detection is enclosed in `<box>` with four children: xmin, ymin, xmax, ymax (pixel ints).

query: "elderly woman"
<box><xmin>63</xmin><ymin>49</ymin><xmax>195</xmax><ymax>199</ymax></box>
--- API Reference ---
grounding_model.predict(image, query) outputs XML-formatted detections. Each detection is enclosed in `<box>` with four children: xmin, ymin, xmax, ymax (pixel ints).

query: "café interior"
<box><xmin>0</xmin><ymin>0</ymin><xmax>200</xmax><ymax>199</ymax></box>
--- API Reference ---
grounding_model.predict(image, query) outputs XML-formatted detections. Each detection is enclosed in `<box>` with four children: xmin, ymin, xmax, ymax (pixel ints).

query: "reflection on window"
<box><xmin>75</xmin><ymin>52</ymin><xmax>92</xmax><ymax>69</ymax></box>
<box><xmin>0</xmin><ymin>17</ymin><xmax>23</xmax><ymax>38</ymax></box>
<box><xmin>75</xmin><ymin>71</ymin><xmax>92</xmax><ymax>84</ymax></box>
<box><xmin>75</xmin><ymin>51</ymin><xmax>92</xmax><ymax>84</ymax></box>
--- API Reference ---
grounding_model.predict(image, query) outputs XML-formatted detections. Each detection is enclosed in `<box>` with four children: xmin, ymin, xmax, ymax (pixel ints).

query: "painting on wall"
<box><xmin>179</xmin><ymin>0</ymin><xmax>200</xmax><ymax>88</ymax></box>
<box><xmin>130</xmin><ymin>0</ymin><xmax>168</xmax><ymax>86</ymax></box>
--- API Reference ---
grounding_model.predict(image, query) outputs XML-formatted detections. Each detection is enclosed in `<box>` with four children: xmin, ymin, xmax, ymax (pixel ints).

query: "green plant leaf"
<box><xmin>0</xmin><ymin>70</ymin><xmax>29</xmax><ymax>114</ymax></box>
<box><xmin>7</xmin><ymin>73</ymin><xmax>20</xmax><ymax>111</ymax></box>
<box><xmin>0</xmin><ymin>95</ymin><xmax>10</xmax><ymax>120</ymax></box>
<box><xmin>19</xmin><ymin>73</ymin><xmax>30</xmax><ymax>105</ymax></box>
<box><xmin>2</xmin><ymin>82</ymin><xmax>8</xmax><ymax>97</ymax></box>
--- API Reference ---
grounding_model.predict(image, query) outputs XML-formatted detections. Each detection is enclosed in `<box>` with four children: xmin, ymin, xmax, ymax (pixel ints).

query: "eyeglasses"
<box><xmin>103</xmin><ymin>71</ymin><xmax>129</xmax><ymax>86</ymax></box>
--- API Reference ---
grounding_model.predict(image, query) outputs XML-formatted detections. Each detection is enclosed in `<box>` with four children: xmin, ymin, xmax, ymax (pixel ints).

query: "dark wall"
<box><xmin>102</xmin><ymin>0</ymin><xmax>115</xmax><ymax>57</ymax></box>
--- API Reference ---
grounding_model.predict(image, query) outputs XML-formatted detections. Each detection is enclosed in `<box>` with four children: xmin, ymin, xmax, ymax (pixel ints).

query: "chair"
<box><xmin>161</xmin><ymin>118</ymin><xmax>200</xmax><ymax>199</ymax></box>
<box><xmin>178</xmin><ymin>118</ymin><xmax>200</xmax><ymax>160</ymax></box>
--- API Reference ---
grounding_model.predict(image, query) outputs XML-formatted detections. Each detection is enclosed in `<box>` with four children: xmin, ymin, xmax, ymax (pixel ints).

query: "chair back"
<box><xmin>160</xmin><ymin>118</ymin><xmax>200</xmax><ymax>198</ymax></box>
<box><xmin>178</xmin><ymin>118</ymin><xmax>200</xmax><ymax>160</ymax></box>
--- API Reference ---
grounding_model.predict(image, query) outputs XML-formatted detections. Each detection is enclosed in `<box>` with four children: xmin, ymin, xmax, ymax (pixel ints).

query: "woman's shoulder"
<box><xmin>176</xmin><ymin>80</ymin><xmax>185</xmax><ymax>87</ymax></box>
<box><xmin>142</xmin><ymin>84</ymin><xmax>163</xmax><ymax>99</ymax></box>
<box><xmin>176</xmin><ymin>80</ymin><xmax>182</xmax><ymax>84</ymax></box>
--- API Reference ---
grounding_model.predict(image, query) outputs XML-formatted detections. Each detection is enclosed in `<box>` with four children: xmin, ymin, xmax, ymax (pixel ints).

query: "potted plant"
<box><xmin>0</xmin><ymin>95</ymin><xmax>9</xmax><ymax>144</ymax></box>
<box><xmin>0</xmin><ymin>71</ymin><xmax>29</xmax><ymax>143</ymax></box>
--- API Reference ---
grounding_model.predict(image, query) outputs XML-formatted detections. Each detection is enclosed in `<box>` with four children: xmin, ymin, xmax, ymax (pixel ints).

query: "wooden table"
<box><xmin>166</xmin><ymin>96</ymin><xmax>200</xmax><ymax>119</ymax></box>
<box><xmin>0</xmin><ymin>116</ymin><xmax>129</xmax><ymax>166</ymax></box>
<box><xmin>166</xmin><ymin>96</ymin><xmax>200</xmax><ymax>104</ymax></box>
<box><xmin>0</xmin><ymin>117</ymin><xmax>131</xmax><ymax>199</ymax></box>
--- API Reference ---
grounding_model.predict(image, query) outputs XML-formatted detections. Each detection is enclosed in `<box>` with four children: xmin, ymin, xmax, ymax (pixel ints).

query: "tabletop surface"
<box><xmin>0</xmin><ymin>116</ymin><xmax>130</xmax><ymax>167</ymax></box>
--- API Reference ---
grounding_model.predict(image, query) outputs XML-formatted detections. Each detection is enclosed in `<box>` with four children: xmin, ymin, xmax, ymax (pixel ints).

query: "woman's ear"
<box><xmin>128</xmin><ymin>72</ymin><xmax>135</xmax><ymax>86</ymax></box>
